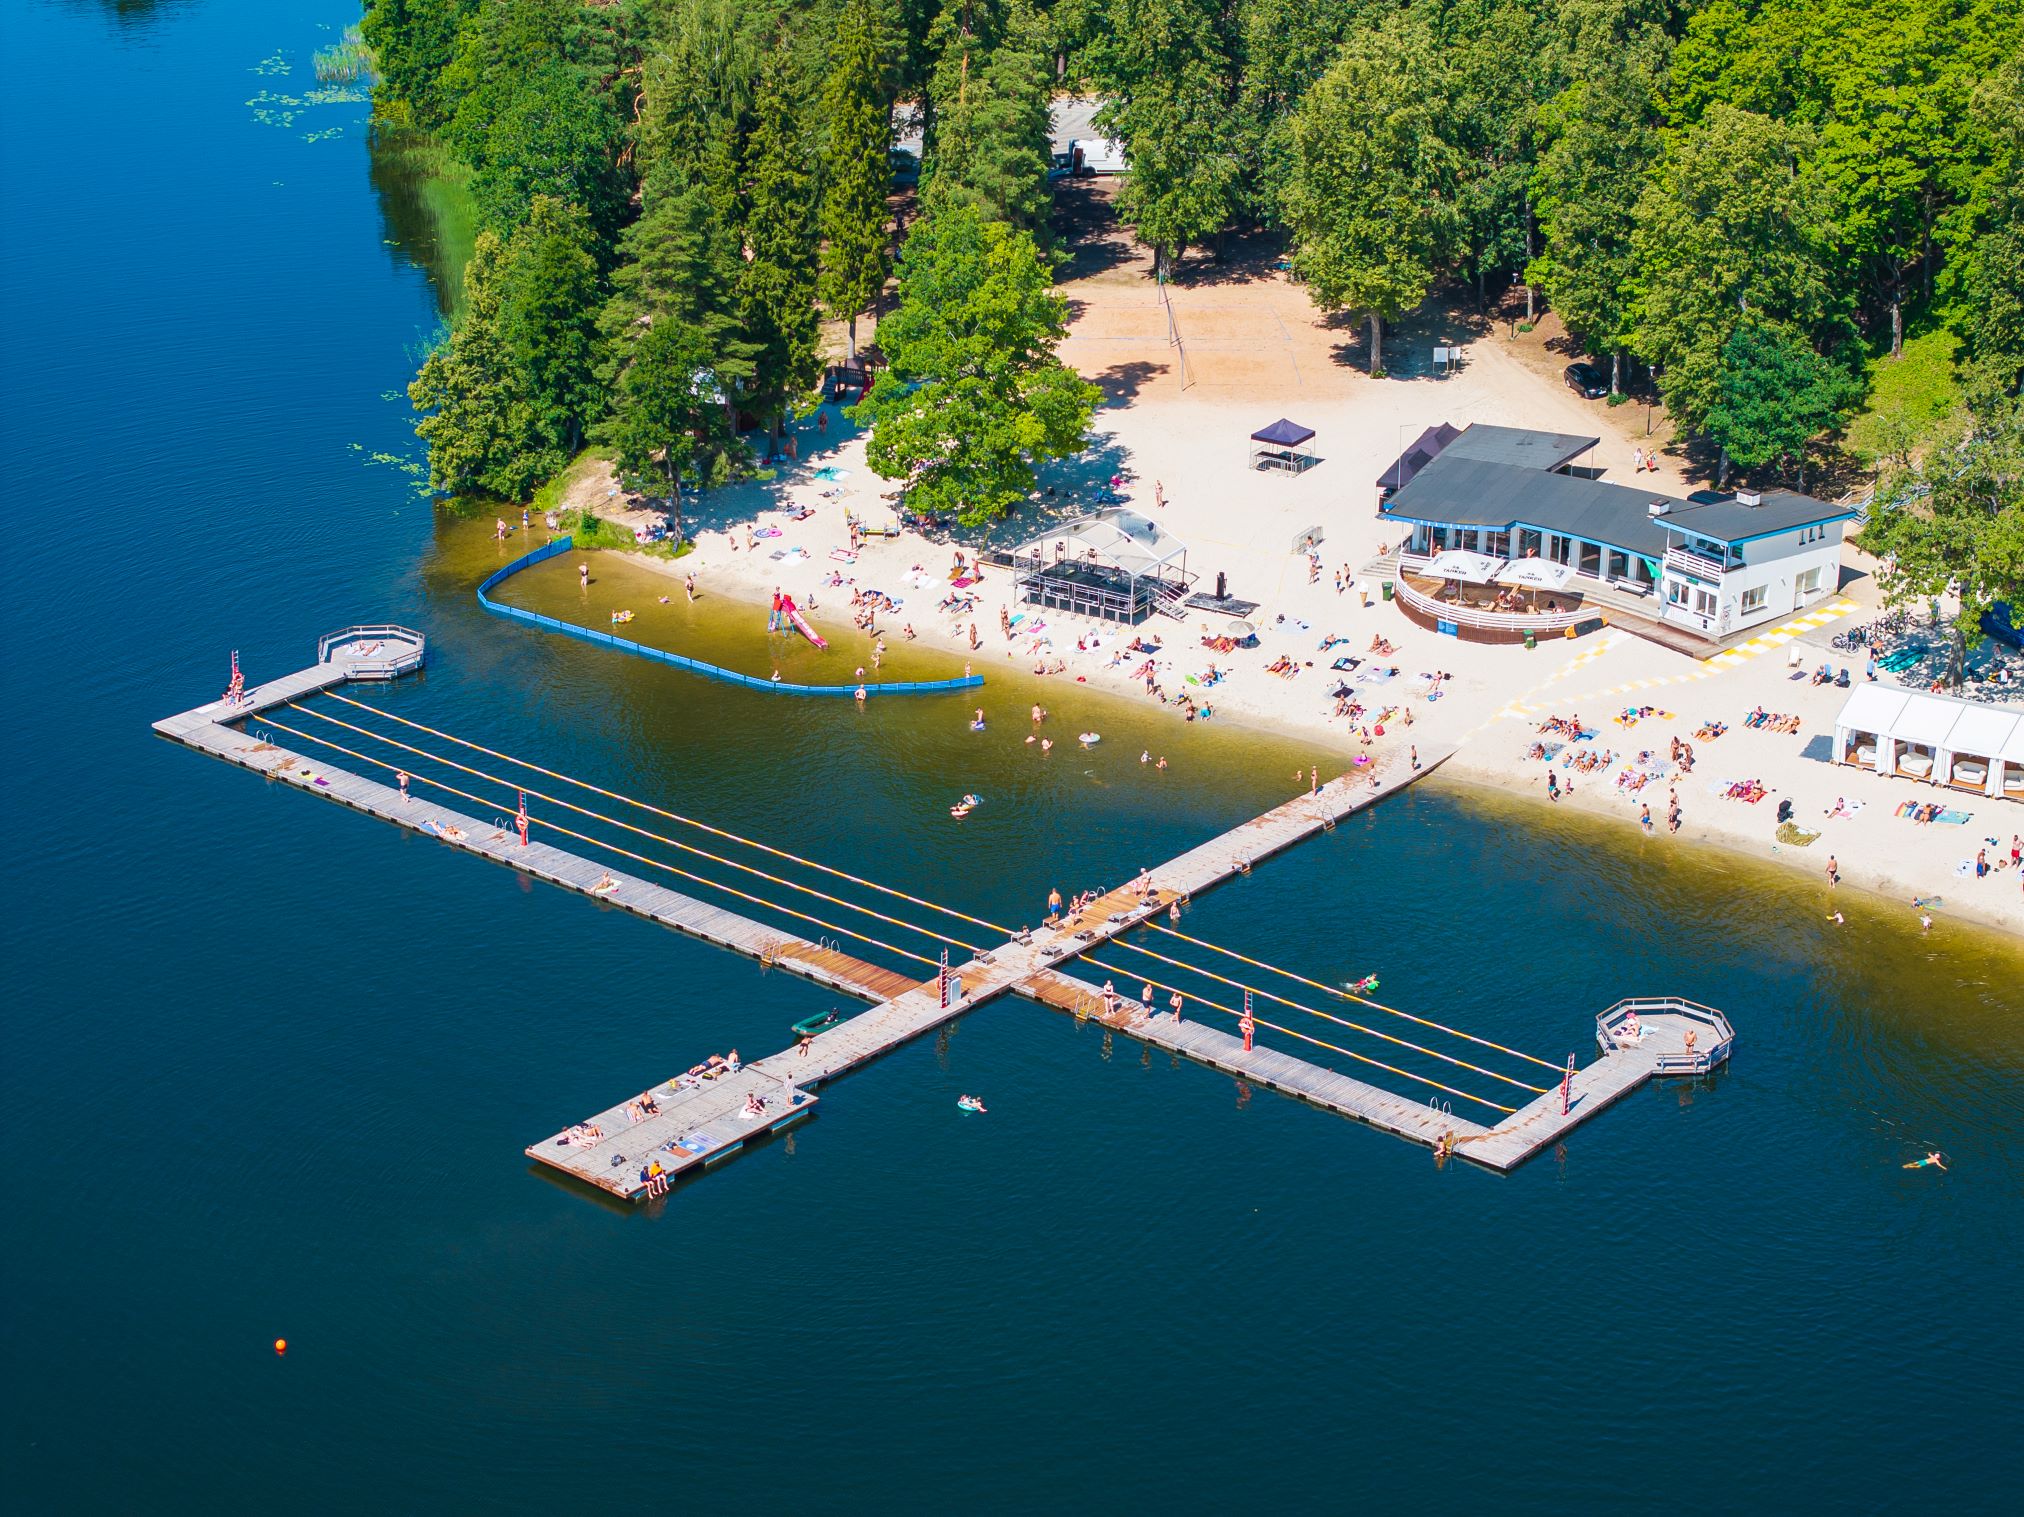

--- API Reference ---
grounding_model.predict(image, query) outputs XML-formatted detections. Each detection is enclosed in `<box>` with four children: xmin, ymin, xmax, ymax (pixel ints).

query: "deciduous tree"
<box><xmin>1859</xmin><ymin>401</ymin><xmax>2024</xmax><ymax>686</ymax></box>
<box><xmin>850</xmin><ymin>205</ymin><xmax>1099</xmax><ymax>523</ymax></box>
<box><xmin>1281</xmin><ymin>14</ymin><xmax>1461</xmax><ymax>373</ymax></box>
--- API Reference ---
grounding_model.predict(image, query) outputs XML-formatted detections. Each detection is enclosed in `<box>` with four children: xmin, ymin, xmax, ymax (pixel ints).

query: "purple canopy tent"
<box><xmin>1249</xmin><ymin>417</ymin><xmax>1318</xmax><ymax>474</ymax></box>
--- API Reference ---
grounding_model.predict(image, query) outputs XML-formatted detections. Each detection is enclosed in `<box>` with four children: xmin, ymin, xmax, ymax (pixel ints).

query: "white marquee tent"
<box><xmin>1833</xmin><ymin>686</ymin><xmax>2024</xmax><ymax>800</ymax></box>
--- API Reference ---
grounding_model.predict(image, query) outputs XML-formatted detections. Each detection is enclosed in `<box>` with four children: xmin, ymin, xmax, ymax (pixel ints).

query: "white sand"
<box><xmin>591</xmin><ymin>205</ymin><xmax>2024</xmax><ymax>936</ymax></box>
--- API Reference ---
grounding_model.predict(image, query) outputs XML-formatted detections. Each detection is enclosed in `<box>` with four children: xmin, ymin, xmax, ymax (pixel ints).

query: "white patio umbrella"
<box><xmin>1424</xmin><ymin>550</ymin><xmax>1505</xmax><ymax>602</ymax></box>
<box><xmin>1495</xmin><ymin>558</ymin><xmax>1575</xmax><ymax>592</ymax></box>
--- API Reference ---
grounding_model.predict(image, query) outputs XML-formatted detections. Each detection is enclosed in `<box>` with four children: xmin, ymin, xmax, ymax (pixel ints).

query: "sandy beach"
<box><xmin>561</xmin><ymin>186</ymin><xmax>2024</xmax><ymax>936</ymax></box>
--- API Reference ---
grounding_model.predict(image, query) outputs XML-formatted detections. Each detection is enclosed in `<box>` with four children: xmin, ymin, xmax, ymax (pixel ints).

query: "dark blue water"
<box><xmin>5</xmin><ymin>3</ymin><xmax>2022</xmax><ymax>1510</ymax></box>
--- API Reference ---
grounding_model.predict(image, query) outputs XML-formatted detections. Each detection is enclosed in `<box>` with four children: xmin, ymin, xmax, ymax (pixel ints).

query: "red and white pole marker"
<box><xmin>222</xmin><ymin>649</ymin><xmax>245</xmax><ymax>706</ymax></box>
<box><xmin>1241</xmin><ymin>989</ymin><xmax>1255</xmax><ymax>1052</ymax></box>
<box><xmin>1559</xmin><ymin>1053</ymin><xmax>1575</xmax><ymax>1116</ymax></box>
<box><xmin>516</xmin><ymin>791</ymin><xmax>530</xmax><ymax>848</ymax></box>
<box><xmin>938</xmin><ymin>948</ymin><xmax>951</xmax><ymax>1009</ymax></box>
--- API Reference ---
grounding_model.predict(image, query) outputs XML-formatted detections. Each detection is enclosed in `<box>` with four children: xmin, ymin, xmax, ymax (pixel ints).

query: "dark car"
<box><xmin>1563</xmin><ymin>361</ymin><xmax>1608</xmax><ymax>399</ymax></box>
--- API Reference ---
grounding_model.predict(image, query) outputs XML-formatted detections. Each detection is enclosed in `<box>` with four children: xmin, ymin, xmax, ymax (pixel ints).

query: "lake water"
<box><xmin>5</xmin><ymin>2</ymin><xmax>2021</xmax><ymax>1510</ymax></box>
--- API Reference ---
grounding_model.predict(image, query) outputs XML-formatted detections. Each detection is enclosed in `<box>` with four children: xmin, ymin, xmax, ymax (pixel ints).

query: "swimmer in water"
<box><xmin>1904</xmin><ymin>1151</ymin><xmax>1947</xmax><ymax>1169</ymax></box>
<box><xmin>1040</xmin><ymin>738</ymin><xmax>1052</xmax><ymax>754</ymax></box>
<box><xmin>971</xmin><ymin>708</ymin><xmax>985</xmax><ymax>730</ymax></box>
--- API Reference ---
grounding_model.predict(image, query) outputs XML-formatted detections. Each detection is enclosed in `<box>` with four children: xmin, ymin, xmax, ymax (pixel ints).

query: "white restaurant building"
<box><xmin>1376</xmin><ymin>425</ymin><xmax>1854</xmax><ymax>641</ymax></box>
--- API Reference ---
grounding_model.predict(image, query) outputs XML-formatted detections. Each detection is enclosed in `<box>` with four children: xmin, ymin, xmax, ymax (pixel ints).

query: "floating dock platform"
<box><xmin>157</xmin><ymin>627</ymin><xmax>1733</xmax><ymax>1198</ymax></box>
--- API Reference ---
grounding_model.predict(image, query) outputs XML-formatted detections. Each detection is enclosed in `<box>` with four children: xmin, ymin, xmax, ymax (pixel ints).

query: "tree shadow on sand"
<box><xmin>1091</xmin><ymin>360</ymin><xmax>1169</xmax><ymax>405</ymax></box>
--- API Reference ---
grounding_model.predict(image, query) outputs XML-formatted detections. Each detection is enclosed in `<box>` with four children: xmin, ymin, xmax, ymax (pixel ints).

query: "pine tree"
<box><xmin>505</xmin><ymin>196</ymin><xmax>605</xmax><ymax>461</ymax></box>
<box><xmin>820</xmin><ymin>0</ymin><xmax>897</xmax><ymax>366</ymax></box>
<box><xmin>740</xmin><ymin>47</ymin><xmax>824</xmax><ymax>450</ymax></box>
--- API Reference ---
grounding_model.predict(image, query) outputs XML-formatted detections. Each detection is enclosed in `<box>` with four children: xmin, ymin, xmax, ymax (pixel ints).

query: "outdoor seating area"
<box><xmin>1832</xmin><ymin>685</ymin><xmax>2024</xmax><ymax>801</ymax></box>
<box><xmin>1391</xmin><ymin>550</ymin><xmax>1593</xmax><ymax>644</ymax></box>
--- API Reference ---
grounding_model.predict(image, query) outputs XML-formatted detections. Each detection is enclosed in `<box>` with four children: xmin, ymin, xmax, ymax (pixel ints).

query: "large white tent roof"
<box><xmin>1835</xmin><ymin>686</ymin><xmax>2024</xmax><ymax>757</ymax></box>
<box><xmin>1944</xmin><ymin>704</ymin><xmax>2020</xmax><ymax>759</ymax></box>
<box><xmin>1019</xmin><ymin>507</ymin><xmax>1188</xmax><ymax>578</ymax></box>
<box><xmin>1897</xmin><ymin>695</ymin><xmax>1964</xmax><ymax>747</ymax></box>
<box><xmin>1833</xmin><ymin>685</ymin><xmax>1910</xmax><ymax>735</ymax></box>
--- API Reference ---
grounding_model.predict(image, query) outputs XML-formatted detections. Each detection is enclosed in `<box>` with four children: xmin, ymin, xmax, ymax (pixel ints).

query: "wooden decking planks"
<box><xmin>1016</xmin><ymin>968</ymin><xmax>1494</xmax><ymax>1150</ymax></box>
<box><xmin>1152</xmin><ymin>751</ymin><xmax>1452</xmax><ymax>900</ymax></box>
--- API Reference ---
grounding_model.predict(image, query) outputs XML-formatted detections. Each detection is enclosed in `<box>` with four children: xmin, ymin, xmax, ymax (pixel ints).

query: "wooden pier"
<box><xmin>157</xmin><ymin>629</ymin><xmax>1732</xmax><ymax>1196</ymax></box>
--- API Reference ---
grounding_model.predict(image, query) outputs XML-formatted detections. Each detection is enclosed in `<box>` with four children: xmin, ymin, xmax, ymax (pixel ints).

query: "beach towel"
<box><xmin>1774</xmin><ymin>822</ymin><xmax>1821</xmax><ymax>846</ymax></box>
<box><xmin>1364</xmin><ymin>668</ymin><xmax>1396</xmax><ymax>684</ymax></box>
<box><xmin>754</xmin><ymin>527</ymin><xmax>782</xmax><ymax>539</ymax></box>
<box><xmin>829</xmin><ymin>548</ymin><xmax>858</xmax><ymax>563</ymax></box>
<box><xmin>1538</xmin><ymin>743</ymin><xmax>1564</xmax><ymax>761</ymax></box>
<box><xmin>813</xmin><ymin>466</ymin><xmax>850</xmax><ymax>482</ymax></box>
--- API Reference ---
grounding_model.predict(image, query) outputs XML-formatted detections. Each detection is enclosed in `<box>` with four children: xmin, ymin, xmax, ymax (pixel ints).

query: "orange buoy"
<box><xmin>273</xmin><ymin>1338</ymin><xmax>287</xmax><ymax>1355</ymax></box>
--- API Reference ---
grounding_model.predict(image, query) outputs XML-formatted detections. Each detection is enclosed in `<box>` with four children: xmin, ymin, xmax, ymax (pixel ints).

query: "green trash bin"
<box><xmin>1524</xmin><ymin>629</ymin><xmax>1536</xmax><ymax>650</ymax></box>
<box><xmin>1381</xmin><ymin>580</ymin><xmax>1394</xmax><ymax>602</ymax></box>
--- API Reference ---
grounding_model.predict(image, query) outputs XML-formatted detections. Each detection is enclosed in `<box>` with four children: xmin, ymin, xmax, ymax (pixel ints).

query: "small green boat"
<box><xmin>791</xmin><ymin>1008</ymin><xmax>846</xmax><ymax>1038</ymax></box>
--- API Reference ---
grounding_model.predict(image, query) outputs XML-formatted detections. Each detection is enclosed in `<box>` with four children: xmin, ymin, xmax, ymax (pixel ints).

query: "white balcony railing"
<box><xmin>1663</xmin><ymin>545</ymin><xmax>1729</xmax><ymax>579</ymax></box>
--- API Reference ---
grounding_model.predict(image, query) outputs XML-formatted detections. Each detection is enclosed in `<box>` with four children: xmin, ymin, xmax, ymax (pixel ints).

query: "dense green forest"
<box><xmin>364</xmin><ymin>0</ymin><xmax>2023</xmax><ymax>551</ymax></box>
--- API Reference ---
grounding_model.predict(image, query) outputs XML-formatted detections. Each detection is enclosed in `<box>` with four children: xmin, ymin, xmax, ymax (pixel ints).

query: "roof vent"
<box><xmin>1736</xmin><ymin>490</ymin><xmax>1762</xmax><ymax>506</ymax></box>
<box><xmin>1647</xmin><ymin>499</ymin><xmax>1669</xmax><ymax>517</ymax></box>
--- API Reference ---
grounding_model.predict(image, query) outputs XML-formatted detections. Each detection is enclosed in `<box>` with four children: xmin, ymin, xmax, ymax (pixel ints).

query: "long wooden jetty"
<box><xmin>157</xmin><ymin>628</ymin><xmax>1733</xmax><ymax>1197</ymax></box>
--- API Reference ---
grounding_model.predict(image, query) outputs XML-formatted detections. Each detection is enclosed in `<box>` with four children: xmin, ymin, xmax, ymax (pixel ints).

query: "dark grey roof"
<box><xmin>1437</xmin><ymin>424</ymin><xmax>1598</xmax><ymax>472</ymax></box>
<box><xmin>1376</xmin><ymin>423</ymin><xmax>1462</xmax><ymax>491</ymax></box>
<box><xmin>1382</xmin><ymin>455</ymin><xmax>1857</xmax><ymax>554</ymax></box>
<box><xmin>1658</xmin><ymin>488</ymin><xmax>1857</xmax><ymax>543</ymax></box>
<box><xmin>1380</xmin><ymin>453</ymin><xmax>1679</xmax><ymax>556</ymax></box>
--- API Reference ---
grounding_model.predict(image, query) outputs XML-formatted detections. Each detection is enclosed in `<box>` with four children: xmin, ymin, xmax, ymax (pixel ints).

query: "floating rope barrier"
<box><xmin>257</xmin><ymin>715</ymin><xmax>945</xmax><ymax>971</ymax></box>
<box><xmin>1070</xmin><ymin>958</ymin><xmax>1516</xmax><ymax>1115</ymax></box>
<box><xmin>321</xmin><ymin>692</ymin><xmax>1014</xmax><ymax>937</ymax></box>
<box><xmin>1141</xmin><ymin>922</ymin><xmax>1562</xmax><ymax>1071</ymax></box>
<box><xmin>1094</xmin><ymin>937</ymin><xmax>1548</xmax><ymax>1094</ymax></box>
<box><xmin>282</xmin><ymin>702</ymin><xmax>986</xmax><ymax>957</ymax></box>
<box><xmin>304</xmin><ymin>696</ymin><xmax>1549</xmax><ymax>1087</ymax></box>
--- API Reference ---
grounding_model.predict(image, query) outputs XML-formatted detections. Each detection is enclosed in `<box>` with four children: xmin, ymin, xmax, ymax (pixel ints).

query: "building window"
<box><xmin>1693</xmin><ymin>587</ymin><xmax>1717</xmax><ymax>616</ymax></box>
<box><xmin>1796</xmin><ymin>566</ymin><xmax>1823</xmax><ymax>595</ymax></box>
<box><xmin>1667</xmin><ymin>578</ymin><xmax>1689</xmax><ymax>606</ymax></box>
<box><xmin>1740</xmin><ymin>585</ymin><xmax>1767</xmax><ymax>614</ymax></box>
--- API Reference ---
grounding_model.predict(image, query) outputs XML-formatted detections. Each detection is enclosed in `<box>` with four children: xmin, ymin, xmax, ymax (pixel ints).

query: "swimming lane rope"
<box><xmin>306</xmin><ymin>696</ymin><xmax>1550</xmax><ymax>1084</ymax></box>
<box><xmin>278</xmin><ymin>702</ymin><xmax>988</xmax><ymax>958</ymax></box>
<box><xmin>256</xmin><ymin>715</ymin><xmax>946</xmax><ymax>972</ymax></box>
<box><xmin>1135</xmin><ymin>923</ymin><xmax>1562</xmax><ymax>1072</ymax></box>
<box><xmin>1089</xmin><ymin>938</ymin><xmax>1548</xmax><ymax>1094</ymax></box>
<box><xmin>320</xmin><ymin>692</ymin><xmax>1014</xmax><ymax>937</ymax></box>
<box><xmin>1066</xmin><ymin>958</ymin><xmax>1516</xmax><ymax>1115</ymax></box>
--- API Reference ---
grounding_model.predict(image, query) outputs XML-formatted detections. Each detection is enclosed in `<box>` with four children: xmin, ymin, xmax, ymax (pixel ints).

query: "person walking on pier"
<box><xmin>396</xmin><ymin>769</ymin><xmax>409</xmax><ymax>803</ymax></box>
<box><xmin>1169</xmin><ymin>990</ymin><xmax>1185</xmax><ymax>1023</ymax></box>
<box><xmin>1047</xmin><ymin>887</ymin><xmax>1063</xmax><ymax>923</ymax></box>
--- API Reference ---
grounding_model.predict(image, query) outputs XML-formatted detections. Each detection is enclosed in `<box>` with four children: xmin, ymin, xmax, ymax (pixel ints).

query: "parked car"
<box><xmin>1563</xmin><ymin>361</ymin><xmax>1608</xmax><ymax>399</ymax></box>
